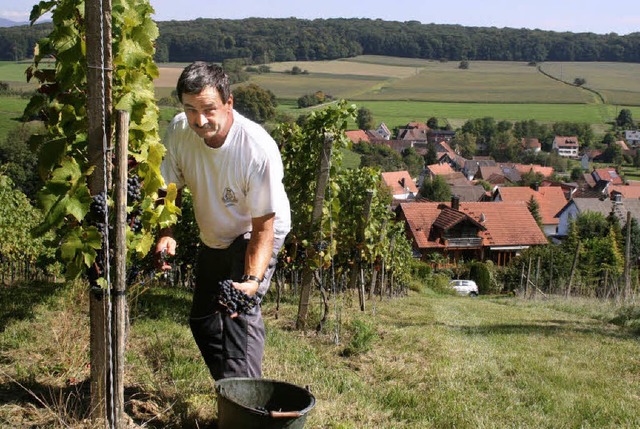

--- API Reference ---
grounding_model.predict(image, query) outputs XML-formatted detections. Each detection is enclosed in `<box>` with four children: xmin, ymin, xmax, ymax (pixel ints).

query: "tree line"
<box><xmin>1</xmin><ymin>18</ymin><xmax>640</xmax><ymax>63</ymax></box>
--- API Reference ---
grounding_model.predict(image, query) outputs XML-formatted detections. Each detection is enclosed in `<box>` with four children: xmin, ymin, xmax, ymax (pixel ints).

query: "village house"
<box><xmin>522</xmin><ymin>137</ymin><xmax>541</xmax><ymax>153</ymax></box>
<box><xmin>381</xmin><ymin>170</ymin><xmax>418</xmax><ymax>207</ymax></box>
<box><xmin>553</xmin><ymin>136</ymin><xmax>580</xmax><ymax>158</ymax></box>
<box><xmin>396</xmin><ymin>197</ymin><xmax>548</xmax><ymax>266</ymax></box>
<box><xmin>374</xmin><ymin>122</ymin><xmax>392</xmax><ymax>140</ymax></box>
<box><xmin>424</xmin><ymin>162</ymin><xmax>455</xmax><ymax>180</ymax></box>
<box><xmin>625</xmin><ymin>130</ymin><xmax>640</xmax><ymax>147</ymax></box>
<box><xmin>609</xmin><ymin>185</ymin><xmax>640</xmax><ymax>199</ymax></box>
<box><xmin>427</xmin><ymin>129</ymin><xmax>456</xmax><ymax>144</ymax></box>
<box><xmin>460</xmin><ymin>157</ymin><xmax>497</xmax><ymax>181</ymax></box>
<box><xmin>556</xmin><ymin>196</ymin><xmax>640</xmax><ymax>238</ymax></box>
<box><xmin>574</xmin><ymin>167</ymin><xmax>628</xmax><ymax>198</ymax></box>
<box><xmin>592</xmin><ymin>167</ymin><xmax>624</xmax><ymax>185</ymax></box>
<box><xmin>493</xmin><ymin>185</ymin><xmax>568</xmax><ymax>237</ymax></box>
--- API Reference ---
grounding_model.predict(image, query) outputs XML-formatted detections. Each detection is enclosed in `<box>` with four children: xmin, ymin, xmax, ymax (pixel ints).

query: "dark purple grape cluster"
<box><xmin>91</xmin><ymin>191</ymin><xmax>108</xmax><ymax>219</ymax></box>
<box><xmin>216</xmin><ymin>279</ymin><xmax>260</xmax><ymax>315</ymax></box>
<box><xmin>126</xmin><ymin>175</ymin><xmax>144</xmax><ymax>233</ymax></box>
<box><xmin>313</xmin><ymin>240</ymin><xmax>329</xmax><ymax>252</ymax></box>
<box><xmin>127</xmin><ymin>206</ymin><xmax>143</xmax><ymax>233</ymax></box>
<box><xmin>90</xmin><ymin>191</ymin><xmax>110</xmax><ymax>239</ymax></box>
<box><xmin>127</xmin><ymin>175</ymin><xmax>143</xmax><ymax>202</ymax></box>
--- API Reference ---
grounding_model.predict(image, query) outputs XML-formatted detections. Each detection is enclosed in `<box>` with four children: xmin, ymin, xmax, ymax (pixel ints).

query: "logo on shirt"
<box><xmin>222</xmin><ymin>187</ymin><xmax>238</xmax><ymax>206</ymax></box>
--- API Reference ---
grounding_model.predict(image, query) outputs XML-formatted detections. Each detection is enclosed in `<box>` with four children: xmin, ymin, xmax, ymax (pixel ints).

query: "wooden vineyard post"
<box><xmin>296</xmin><ymin>134</ymin><xmax>334</xmax><ymax>330</ymax></box>
<box><xmin>86</xmin><ymin>0</ymin><xmax>113</xmax><ymax>423</ymax></box>
<box><xmin>623</xmin><ymin>211</ymin><xmax>632</xmax><ymax>302</ymax></box>
<box><xmin>111</xmin><ymin>110</ymin><xmax>129</xmax><ymax>425</ymax></box>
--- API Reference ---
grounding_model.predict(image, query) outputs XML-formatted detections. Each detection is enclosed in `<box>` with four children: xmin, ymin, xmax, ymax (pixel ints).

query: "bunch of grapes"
<box><xmin>216</xmin><ymin>279</ymin><xmax>260</xmax><ymax>315</ymax></box>
<box><xmin>90</xmin><ymin>192</ymin><xmax>111</xmax><ymax>239</ymax></box>
<box><xmin>127</xmin><ymin>206</ymin><xmax>143</xmax><ymax>233</ymax></box>
<box><xmin>127</xmin><ymin>175</ymin><xmax>144</xmax><ymax>233</ymax></box>
<box><xmin>91</xmin><ymin>191</ymin><xmax>108</xmax><ymax>219</ymax></box>
<box><xmin>313</xmin><ymin>240</ymin><xmax>329</xmax><ymax>252</ymax></box>
<box><xmin>127</xmin><ymin>175</ymin><xmax>143</xmax><ymax>203</ymax></box>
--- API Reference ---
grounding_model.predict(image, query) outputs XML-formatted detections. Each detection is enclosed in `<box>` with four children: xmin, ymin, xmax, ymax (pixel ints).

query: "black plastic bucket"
<box><xmin>215</xmin><ymin>377</ymin><xmax>316</xmax><ymax>429</ymax></box>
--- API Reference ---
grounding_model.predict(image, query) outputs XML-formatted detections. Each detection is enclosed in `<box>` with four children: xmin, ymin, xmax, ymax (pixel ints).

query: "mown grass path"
<box><xmin>270</xmin><ymin>293</ymin><xmax>640</xmax><ymax>428</ymax></box>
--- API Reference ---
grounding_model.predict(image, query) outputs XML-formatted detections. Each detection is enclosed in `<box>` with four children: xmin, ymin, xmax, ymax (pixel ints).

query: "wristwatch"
<box><xmin>241</xmin><ymin>274</ymin><xmax>263</xmax><ymax>284</ymax></box>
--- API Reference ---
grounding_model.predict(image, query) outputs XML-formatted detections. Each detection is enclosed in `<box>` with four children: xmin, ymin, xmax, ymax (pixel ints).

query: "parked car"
<box><xmin>449</xmin><ymin>280</ymin><xmax>479</xmax><ymax>297</ymax></box>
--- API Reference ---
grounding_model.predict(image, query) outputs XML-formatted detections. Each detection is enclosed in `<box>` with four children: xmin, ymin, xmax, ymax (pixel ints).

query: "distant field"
<box><xmin>353</xmin><ymin>60</ymin><xmax>592</xmax><ymax>104</ymax></box>
<box><xmin>247</xmin><ymin>72</ymin><xmax>386</xmax><ymax>100</ymax></box>
<box><xmin>267</xmin><ymin>59</ymin><xmax>420</xmax><ymax>78</ymax></box>
<box><xmin>341</xmin><ymin>55</ymin><xmax>435</xmax><ymax>68</ymax></box>
<box><xmin>540</xmin><ymin>62</ymin><xmax>640</xmax><ymax>106</ymax></box>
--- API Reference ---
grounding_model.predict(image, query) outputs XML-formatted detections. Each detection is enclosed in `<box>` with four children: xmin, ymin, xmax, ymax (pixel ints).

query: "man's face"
<box><xmin>182</xmin><ymin>86</ymin><xmax>233</xmax><ymax>146</ymax></box>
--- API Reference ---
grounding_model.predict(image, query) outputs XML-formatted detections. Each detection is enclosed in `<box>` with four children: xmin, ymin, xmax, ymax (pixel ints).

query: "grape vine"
<box><xmin>25</xmin><ymin>0</ymin><xmax>179</xmax><ymax>282</ymax></box>
<box><xmin>273</xmin><ymin>101</ymin><xmax>414</xmax><ymax>326</ymax></box>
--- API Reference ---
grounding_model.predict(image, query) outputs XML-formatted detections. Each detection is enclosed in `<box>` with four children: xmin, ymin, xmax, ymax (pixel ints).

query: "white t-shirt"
<box><xmin>161</xmin><ymin>111</ymin><xmax>291</xmax><ymax>249</ymax></box>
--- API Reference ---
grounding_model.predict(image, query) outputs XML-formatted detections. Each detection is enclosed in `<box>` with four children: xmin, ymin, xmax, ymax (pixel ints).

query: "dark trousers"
<box><xmin>189</xmin><ymin>234</ymin><xmax>282</xmax><ymax>380</ymax></box>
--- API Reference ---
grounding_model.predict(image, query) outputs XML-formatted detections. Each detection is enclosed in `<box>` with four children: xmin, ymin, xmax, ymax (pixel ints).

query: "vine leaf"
<box><xmin>29</xmin><ymin>1</ymin><xmax>56</xmax><ymax>24</ymax></box>
<box><xmin>60</xmin><ymin>227</ymin><xmax>103</xmax><ymax>279</ymax></box>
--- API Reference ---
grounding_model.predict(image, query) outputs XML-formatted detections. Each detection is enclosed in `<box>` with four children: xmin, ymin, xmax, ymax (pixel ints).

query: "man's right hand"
<box><xmin>155</xmin><ymin>235</ymin><xmax>177</xmax><ymax>271</ymax></box>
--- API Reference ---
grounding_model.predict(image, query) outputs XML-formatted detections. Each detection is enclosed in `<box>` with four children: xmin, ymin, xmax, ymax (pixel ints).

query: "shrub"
<box><xmin>610</xmin><ymin>305</ymin><xmax>640</xmax><ymax>335</ymax></box>
<box><xmin>469</xmin><ymin>261</ymin><xmax>491</xmax><ymax>294</ymax></box>
<box><xmin>342</xmin><ymin>319</ymin><xmax>378</xmax><ymax>357</ymax></box>
<box><xmin>410</xmin><ymin>259</ymin><xmax>431</xmax><ymax>281</ymax></box>
<box><xmin>425</xmin><ymin>273</ymin><xmax>455</xmax><ymax>295</ymax></box>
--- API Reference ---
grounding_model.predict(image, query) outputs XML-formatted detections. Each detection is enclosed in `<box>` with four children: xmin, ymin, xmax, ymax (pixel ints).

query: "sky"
<box><xmin>1</xmin><ymin>0</ymin><xmax>638</xmax><ymax>35</ymax></box>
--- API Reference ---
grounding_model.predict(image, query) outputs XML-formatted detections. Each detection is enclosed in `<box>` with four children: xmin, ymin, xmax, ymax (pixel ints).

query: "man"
<box><xmin>155</xmin><ymin>62</ymin><xmax>291</xmax><ymax>380</ymax></box>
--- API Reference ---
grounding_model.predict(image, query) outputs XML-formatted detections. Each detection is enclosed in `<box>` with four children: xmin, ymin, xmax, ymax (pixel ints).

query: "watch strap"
<box><xmin>241</xmin><ymin>274</ymin><xmax>263</xmax><ymax>283</ymax></box>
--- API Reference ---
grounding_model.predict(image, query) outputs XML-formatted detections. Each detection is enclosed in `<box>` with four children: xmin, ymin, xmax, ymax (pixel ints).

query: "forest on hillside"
<box><xmin>1</xmin><ymin>17</ymin><xmax>639</xmax><ymax>63</ymax></box>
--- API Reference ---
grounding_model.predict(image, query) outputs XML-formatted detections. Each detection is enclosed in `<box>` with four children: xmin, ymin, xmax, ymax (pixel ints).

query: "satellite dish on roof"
<box><xmin>479</xmin><ymin>213</ymin><xmax>486</xmax><ymax>223</ymax></box>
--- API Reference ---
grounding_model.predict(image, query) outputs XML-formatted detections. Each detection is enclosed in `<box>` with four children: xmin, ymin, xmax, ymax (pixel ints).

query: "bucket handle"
<box><xmin>270</xmin><ymin>411</ymin><xmax>303</xmax><ymax>418</ymax></box>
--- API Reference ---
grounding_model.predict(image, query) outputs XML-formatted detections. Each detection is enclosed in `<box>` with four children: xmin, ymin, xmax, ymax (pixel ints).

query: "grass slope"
<box><xmin>1</xmin><ymin>281</ymin><xmax>639</xmax><ymax>428</ymax></box>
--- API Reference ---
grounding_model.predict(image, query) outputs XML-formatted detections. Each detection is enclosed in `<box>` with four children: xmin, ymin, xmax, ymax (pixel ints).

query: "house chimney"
<box><xmin>531</xmin><ymin>182</ymin><xmax>539</xmax><ymax>192</ymax></box>
<box><xmin>451</xmin><ymin>195</ymin><xmax>460</xmax><ymax>210</ymax></box>
<box><xmin>399</xmin><ymin>177</ymin><xmax>405</xmax><ymax>188</ymax></box>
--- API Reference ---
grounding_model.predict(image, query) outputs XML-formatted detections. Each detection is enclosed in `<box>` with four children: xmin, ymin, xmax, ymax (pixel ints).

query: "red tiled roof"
<box><xmin>478</xmin><ymin>165</ymin><xmax>503</xmax><ymax>180</ymax></box>
<box><xmin>609</xmin><ymin>185</ymin><xmax>640</xmax><ymax>199</ymax></box>
<box><xmin>593</xmin><ymin>168</ymin><xmax>624</xmax><ymax>185</ymax></box>
<box><xmin>554</xmin><ymin>136</ymin><xmax>579</xmax><ymax>147</ymax></box>
<box><xmin>381</xmin><ymin>170</ymin><xmax>418</xmax><ymax>195</ymax></box>
<box><xmin>495</xmin><ymin>186</ymin><xmax>567</xmax><ymax>225</ymax></box>
<box><xmin>426</xmin><ymin>163</ymin><xmax>455</xmax><ymax>176</ymax></box>
<box><xmin>433</xmin><ymin>206</ymin><xmax>470</xmax><ymax>230</ymax></box>
<box><xmin>398</xmin><ymin>201</ymin><xmax>548</xmax><ymax>249</ymax></box>
<box><xmin>436</xmin><ymin>140</ymin><xmax>456</xmax><ymax>157</ymax></box>
<box><xmin>512</xmin><ymin>163</ymin><xmax>554</xmax><ymax>178</ymax></box>
<box><xmin>345</xmin><ymin>130</ymin><xmax>370</xmax><ymax>143</ymax></box>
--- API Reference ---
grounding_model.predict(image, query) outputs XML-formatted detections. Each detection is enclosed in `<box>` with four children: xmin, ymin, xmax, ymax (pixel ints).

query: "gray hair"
<box><xmin>176</xmin><ymin>62</ymin><xmax>231</xmax><ymax>103</ymax></box>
